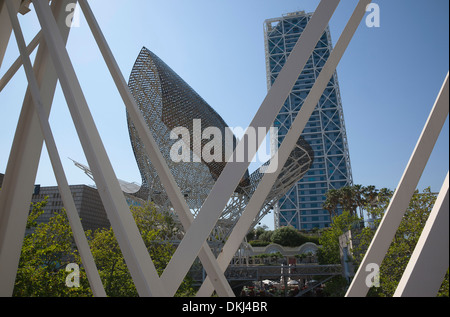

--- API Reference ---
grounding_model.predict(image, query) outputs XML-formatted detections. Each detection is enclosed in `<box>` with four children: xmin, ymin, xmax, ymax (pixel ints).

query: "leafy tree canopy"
<box><xmin>13</xmin><ymin>199</ymin><xmax>194</xmax><ymax>297</ymax></box>
<box><xmin>319</xmin><ymin>186</ymin><xmax>448</xmax><ymax>297</ymax></box>
<box><xmin>271</xmin><ymin>226</ymin><xmax>318</xmax><ymax>247</ymax></box>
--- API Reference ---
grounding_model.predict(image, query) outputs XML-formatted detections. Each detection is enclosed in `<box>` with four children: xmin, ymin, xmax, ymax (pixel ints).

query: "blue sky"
<box><xmin>1</xmin><ymin>1</ymin><xmax>448</xmax><ymax>228</ymax></box>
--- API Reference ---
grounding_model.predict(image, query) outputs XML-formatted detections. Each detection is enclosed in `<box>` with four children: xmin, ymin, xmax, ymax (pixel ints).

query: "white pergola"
<box><xmin>0</xmin><ymin>0</ymin><xmax>447</xmax><ymax>297</ymax></box>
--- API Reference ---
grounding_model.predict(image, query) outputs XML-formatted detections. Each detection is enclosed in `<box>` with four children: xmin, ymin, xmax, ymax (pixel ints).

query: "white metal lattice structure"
<box><xmin>126</xmin><ymin>47</ymin><xmax>314</xmax><ymax>242</ymax></box>
<box><xmin>0</xmin><ymin>0</ymin><xmax>341</xmax><ymax>297</ymax></box>
<box><xmin>0</xmin><ymin>0</ymin><xmax>447</xmax><ymax>298</ymax></box>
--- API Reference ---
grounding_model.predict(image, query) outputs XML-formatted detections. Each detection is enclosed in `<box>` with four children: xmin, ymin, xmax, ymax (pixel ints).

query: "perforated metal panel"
<box><xmin>127</xmin><ymin>47</ymin><xmax>314</xmax><ymax>236</ymax></box>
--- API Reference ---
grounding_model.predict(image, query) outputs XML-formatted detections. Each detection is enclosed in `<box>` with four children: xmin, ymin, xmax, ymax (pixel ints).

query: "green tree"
<box><xmin>352</xmin><ymin>188</ymin><xmax>448</xmax><ymax>297</ymax></box>
<box><xmin>87</xmin><ymin>202</ymin><xmax>194</xmax><ymax>297</ymax></box>
<box><xmin>14</xmin><ymin>198</ymin><xmax>91</xmax><ymax>297</ymax></box>
<box><xmin>322</xmin><ymin>275</ymin><xmax>349</xmax><ymax>297</ymax></box>
<box><xmin>14</xmin><ymin>199</ymin><xmax>195</xmax><ymax>297</ymax></box>
<box><xmin>323</xmin><ymin>188</ymin><xmax>341</xmax><ymax>217</ymax></box>
<box><xmin>317</xmin><ymin>211</ymin><xmax>359</xmax><ymax>265</ymax></box>
<box><xmin>312</xmin><ymin>185</ymin><xmax>448</xmax><ymax>297</ymax></box>
<box><xmin>259</xmin><ymin>230</ymin><xmax>273</xmax><ymax>243</ymax></box>
<box><xmin>270</xmin><ymin>226</ymin><xmax>310</xmax><ymax>247</ymax></box>
<box><xmin>323</xmin><ymin>185</ymin><xmax>391</xmax><ymax>218</ymax></box>
<box><xmin>246</xmin><ymin>225</ymin><xmax>268</xmax><ymax>242</ymax></box>
<box><xmin>314</xmin><ymin>210</ymin><xmax>359</xmax><ymax>297</ymax></box>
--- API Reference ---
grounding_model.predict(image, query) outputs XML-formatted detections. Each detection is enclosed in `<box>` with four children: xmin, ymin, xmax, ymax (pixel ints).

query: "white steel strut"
<box><xmin>197</xmin><ymin>0</ymin><xmax>372</xmax><ymax>297</ymax></box>
<box><xmin>346</xmin><ymin>73</ymin><xmax>449</xmax><ymax>297</ymax></box>
<box><xmin>3</xmin><ymin>0</ymin><xmax>105</xmax><ymax>296</ymax></box>
<box><xmin>0</xmin><ymin>0</ymin><xmax>446</xmax><ymax>297</ymax></box>
<box><xmin>0</xmin><ymin>0</ymin><xmax>76</xmax><ymax>297</ymax></box>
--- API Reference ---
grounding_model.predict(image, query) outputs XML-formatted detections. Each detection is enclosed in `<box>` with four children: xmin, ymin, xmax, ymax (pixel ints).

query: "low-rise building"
<box><xmin>30</xmin><ymin>184</ymin><xmax>110</xmax><ymax>233</ymax></box>
<box><xmin>1</xmin><ymin>172</ymin><xmax>145</xmax><ymax>234</ymax></box>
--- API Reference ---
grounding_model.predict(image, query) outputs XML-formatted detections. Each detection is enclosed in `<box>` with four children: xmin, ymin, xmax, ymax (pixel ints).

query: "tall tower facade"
<box><xmin>264</xmin><ymin>11</ymin><xmax>353</xmax><ymax>230</ymax></box>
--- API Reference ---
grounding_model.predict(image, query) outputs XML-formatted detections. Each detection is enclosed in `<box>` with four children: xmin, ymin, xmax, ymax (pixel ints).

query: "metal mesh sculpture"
<box><xmin>127</xmin><ymin>47</ymin><xmax>314</xmax><ymax>238</ymax></box>
<box><xmin>2</xmin><ymin>0</ymin><xmax>446</xmax><ymax>298</ymax></box>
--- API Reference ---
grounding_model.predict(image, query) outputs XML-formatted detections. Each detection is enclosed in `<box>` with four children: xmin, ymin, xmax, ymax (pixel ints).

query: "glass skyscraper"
<box><xmin>264</xmin><ymin>11</ymin><xmax>353</xmax><ymax>230</ymax></box>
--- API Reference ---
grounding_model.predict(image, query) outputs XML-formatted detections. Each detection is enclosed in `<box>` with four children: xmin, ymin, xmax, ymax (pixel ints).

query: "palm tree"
<box><xmin>340</xmin><ymin>186</ymin><xmax>358</xmax><ymax>216</ymax></box>
<box><xmin>358</xmin><ymin>185</ymin><xmax>370</xmax><ymax>218</ymax></box>
<box><xmin>324</xmin><ymin>185</ymin><xmax>381</xmax><ymax>219</ymax></box>
<box><xmin>323</xmin><ymin>189</ymin><xmax>340</xmax><ymax>217</ymax></box>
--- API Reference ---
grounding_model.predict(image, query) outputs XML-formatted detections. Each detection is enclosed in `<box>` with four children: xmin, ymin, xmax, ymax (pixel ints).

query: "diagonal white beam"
<box><xmin>0</xmin><ymin>0</ymin><xmax>21</xmax><ymax>69</ymax></box>
<box><xmin>32</xmin><ymin>0</ymin><xmax>166</xmax><ymax>297</ymax></box>
<box><xmin>4</xmin><ymin>0</ymin><xmax>106</xmax><ymax>297</ymax></box>
<box><xmin>196</xmin><ymin>0</ymin><xmax>372</xmax><ymax>297</ymax></box>
<box><xmin>77</xmin><ymin>0</ymin><xmax>234</xmax><ymax>297</ymax></box>
<box><xmin>394</xmin><ymin>172</ymin><xmax>449</xmax><ymax>297</ymax></box>
<box><xmin>0</xmin><ymin>0</ymin><xmax>74</xmax><ymax>297</ymax></box>
<box><xmin>346</xmin><ymin>72</ymin><xmax>449</xmax><ymax>297</ymax></box>
<box><xmin>160</xmin><ymin>0</ymin><xmax>341</xmax><ymax>296</ymax></box>
<box><xmin>0</xmin><ymin>30</ymin><xmax>41</xmax><ymax>93</ymax></box>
